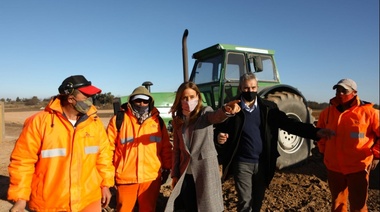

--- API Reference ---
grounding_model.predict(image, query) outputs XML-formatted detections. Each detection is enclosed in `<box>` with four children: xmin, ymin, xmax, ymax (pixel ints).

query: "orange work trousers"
<box><xmin>29</xmin><ymin>200</ymin><xmax>102</xmax><ymax>212</ymax></box>
<box><xmin>81</xmin><ymin>199</ymin><xmax>102</xmax><ymax>212</ymax></box>
<box><xmin>116</xmin><ymin>179</ymin><xmax>161</xmax><ymax>212</ymax></box>
<box><xmin>327</xmin><ymin>169</ymin><xmax>369</xmax><ymax>212</ymax></box>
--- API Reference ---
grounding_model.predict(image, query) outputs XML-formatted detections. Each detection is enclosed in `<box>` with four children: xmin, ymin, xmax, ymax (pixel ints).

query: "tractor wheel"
<box><xmin>266</xmin><ymin>91</ymin><xmax>314</xmax><ymax>169</ymax></box>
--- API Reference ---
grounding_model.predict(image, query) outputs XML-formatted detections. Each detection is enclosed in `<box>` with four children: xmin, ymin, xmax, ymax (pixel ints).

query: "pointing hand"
<box><xmin>224</xmin><ymin>100</ymin><xmax>241</xmax><ymax>115</ymax></box>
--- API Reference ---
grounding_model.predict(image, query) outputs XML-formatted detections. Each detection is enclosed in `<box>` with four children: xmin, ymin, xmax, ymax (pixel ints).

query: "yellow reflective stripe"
<box><xmin>41</xmin><ymin>148</ymin><xmax>66</xmax><ymax>158</ymax></box>
<box><xmin>85</xmin><ymin>146</ymin><xmax>99</xmax><ymax>154</ymax></box>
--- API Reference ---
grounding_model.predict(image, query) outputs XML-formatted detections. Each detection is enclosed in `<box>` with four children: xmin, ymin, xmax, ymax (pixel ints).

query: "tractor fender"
<box><xmin>259</xmin><ymin>84</ymin><xmax>307</xmax><ymax>105</ymax></box>
<box><xmin>258</xmin><ymin>84</ymin><xmax>313</xmax><ymax>123</ymax></box>
<box><xmin>258</xmin><ymin>84</ymin><xmax>315</xmax><ymax>169</ymax></box>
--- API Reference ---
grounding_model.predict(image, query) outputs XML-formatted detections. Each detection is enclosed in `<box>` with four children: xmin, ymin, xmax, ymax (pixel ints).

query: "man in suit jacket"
<box><xmin>215</xmin><ymin>73</ymin><xmax>334</xmax><ymax>212</ymax></box>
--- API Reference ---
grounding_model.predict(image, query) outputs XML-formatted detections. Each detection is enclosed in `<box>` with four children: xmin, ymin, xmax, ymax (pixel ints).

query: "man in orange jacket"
<box><xmin>107</xmin><ymin>86</ymin><xmax>172</xmax><ymax>212</ymax></box>
<box><xmin>8</xmin><ymin>75</ymin><xmax>115</xmax><ymax>212</ymax></box>
<box><xmin>317</xmin><ymin>78</ymin><xmax>379</xmax><ymax>212</ymax></box>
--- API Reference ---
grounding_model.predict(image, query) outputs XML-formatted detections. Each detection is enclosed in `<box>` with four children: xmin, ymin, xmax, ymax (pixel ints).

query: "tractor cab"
<box><xmin>184</xmin><ymin>41</ymin><xmax>314</xmax><ymax>169</ymax></box>
<box><xmin>189</xmin><ymin>44</ymin><xmax>280</xmax><ymax>109</ymax></box>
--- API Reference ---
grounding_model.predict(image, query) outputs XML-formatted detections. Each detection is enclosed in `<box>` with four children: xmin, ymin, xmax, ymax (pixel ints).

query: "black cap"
<box><xmin>58</xmin><ymin>75</ymin><xmax>101</xmax><ymax>96</ymax></box>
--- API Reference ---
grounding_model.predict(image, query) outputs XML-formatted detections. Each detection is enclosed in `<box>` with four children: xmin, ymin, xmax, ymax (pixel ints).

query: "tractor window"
<box><xmin>225</xmin><ymin>53</ymin><xmax>245</xmax><ymax>81</ymax></box>
<box><xmin>192</xmin><ymin>55</ymin><xmax>222</xmax><ymax>84</ymax></box>
<box><xmin>194</xmin><ymin>62</ymin><xmax>213</xmax><ymax>84</ymax></box>
<box><xmin>212</xmin><ymin>86</ymin><xmax>220</xmax><ymax>109</ymax></box>
<box><xmin>223</xmin><ymin>85</ymin><xmax>238</xmax><ymax>105</ymax></box>
<box><xmin>250</xmin><ymin>55</ymin><xmax>277</xmax><ymax>81</ymax></box>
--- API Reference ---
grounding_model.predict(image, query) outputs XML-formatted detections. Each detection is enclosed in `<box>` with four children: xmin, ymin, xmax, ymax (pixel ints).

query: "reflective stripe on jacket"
<box><xmin>317</xmin><ymin>96</ymin><xmax>380</xmax><ymax>174</ymax></box>
<box><xmin>107</xmin><ymin>106</ymin><xmax>172</xmax><ymax>184</ymax></box>
<box><xmin>8</xmin><ymin>97</ymin><xmax>115</xmax><ymax>211</ymax></box>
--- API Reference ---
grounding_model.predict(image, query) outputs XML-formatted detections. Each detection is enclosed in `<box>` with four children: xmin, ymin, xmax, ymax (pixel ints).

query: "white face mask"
<box><xmin>181</xmin><ymin>98</ymin><xmax>198</xmax><ymax>116</ymax></box>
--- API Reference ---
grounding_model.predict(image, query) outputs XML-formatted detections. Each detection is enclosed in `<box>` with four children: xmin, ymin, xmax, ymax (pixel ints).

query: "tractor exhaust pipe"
<box><xmin>142</xmin><ymin>81</ymin><xmax>153</xmax><ymax>92</ymax></box>
<box><xmin>182</xmin><ymin>29</ymin><xmax>189</xmax><ymax>82</ymax></box>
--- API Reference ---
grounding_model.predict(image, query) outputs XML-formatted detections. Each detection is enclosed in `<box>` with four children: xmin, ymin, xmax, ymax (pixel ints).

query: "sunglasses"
<box><xmin>335</xmin><ymin>88</ymin><xmax>353</xmax><ymax>95</ymax></box>
<box><xmin>133</xmin><ymin>99</ymin><xmax>149</xmax><ymax>104</ymax></box>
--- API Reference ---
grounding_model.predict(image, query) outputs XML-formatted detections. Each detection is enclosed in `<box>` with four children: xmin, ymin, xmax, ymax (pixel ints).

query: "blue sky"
<box><xmin>0</xmin><ymin>1</ymin><xmax>378</xmax><ymax>104</ymax></box>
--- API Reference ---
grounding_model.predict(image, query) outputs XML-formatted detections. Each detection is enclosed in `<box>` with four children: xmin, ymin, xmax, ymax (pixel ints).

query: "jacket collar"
<box><xmin>329</xmin><ymin>95</ymin><xmax>361</xmax><ymax>108</ymax></box>
<box><xmin>45</xmin><ymin>96</ymin><xmax>98</xmax><ymax>117</ymax></box>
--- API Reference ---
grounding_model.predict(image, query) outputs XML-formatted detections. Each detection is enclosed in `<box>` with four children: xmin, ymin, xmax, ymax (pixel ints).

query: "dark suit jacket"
<box><xmin>215</xmin><ymin>96</ymin><xmax>319</xmax><ymax>187</ymax></box>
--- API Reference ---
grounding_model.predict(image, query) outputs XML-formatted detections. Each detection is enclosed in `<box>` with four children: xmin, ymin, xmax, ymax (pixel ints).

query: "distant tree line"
<box><xmin>306</xmin><ymin>101</ymin><xmax>330</xmax><ymax>110</ymax></box>
<box><xmin>307</xmin><ymin>101</ymin><xmax>379</xmax><ymax>110</ymax></box>
<box><xmin>1</xmin><ymin>93</ymin><xmax>379</xmax><ymax>110</ymax></box>
<box><xmin>0</xmin><ymin>92</ymin><xmax>116</xmax><ymax>109</ymax></box>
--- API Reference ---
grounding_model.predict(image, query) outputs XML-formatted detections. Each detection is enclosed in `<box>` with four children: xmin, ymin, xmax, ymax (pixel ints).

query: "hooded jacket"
<box><xmin>317</xmin><ymin>95</ymin><xmax>380</xmax><ymax>174</ymax></box>
<box><xmin>8</xmin><ymin>96</ymin><xmax>115</xmax><ymax>211</ymax></box>
<box><xmin>106</xmin><ymin>86</ymin><xmax>172</xmax><ymax>184</ymax></box>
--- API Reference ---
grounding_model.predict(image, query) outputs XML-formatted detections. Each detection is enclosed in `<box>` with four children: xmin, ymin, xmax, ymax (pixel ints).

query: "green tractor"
<box><xmin>183</xmin><ymin>29</ymin><xmax>315</xmax><ymax>169</ymax></box>
<box><xmin>115</xmin><ymin>29</ymin><xmax>314</xmax><ymax>169</ymax></box>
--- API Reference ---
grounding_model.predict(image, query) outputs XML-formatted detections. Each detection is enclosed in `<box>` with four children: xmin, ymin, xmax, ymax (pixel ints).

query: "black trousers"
<box><xmin>174</xmin><ymin>174</ymin><xmax>198</xmax><ymax>212</ymax></box>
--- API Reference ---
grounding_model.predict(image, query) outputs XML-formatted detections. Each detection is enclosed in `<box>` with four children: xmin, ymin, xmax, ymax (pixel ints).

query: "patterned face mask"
<box><xmin>131</xmin><ymin>104</ymin><xmax>150</xmax><ymax>124</ymax></box>
<box><xmin>73</xmin><ymin>97</ymin><xmax>93</xmax><ymax>114</ymax></box>
<box><xmin>133</xmin><ymin>104</ymin><xmax>149</xmax><ymax>115</ymax></box>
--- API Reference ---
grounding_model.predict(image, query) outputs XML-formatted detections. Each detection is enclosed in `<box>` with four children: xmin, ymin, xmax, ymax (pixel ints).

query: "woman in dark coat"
<box><xmin>164</xmin><ymin>82</ymin><xmax>240</xmax><ymax>212</ymax></box>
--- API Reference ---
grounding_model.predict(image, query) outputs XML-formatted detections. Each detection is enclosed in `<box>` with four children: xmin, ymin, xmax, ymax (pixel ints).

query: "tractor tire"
<box><xmin>266</xmin><ymin>91</ymin><xmax>314</xmax><ymax>169</ymax></box>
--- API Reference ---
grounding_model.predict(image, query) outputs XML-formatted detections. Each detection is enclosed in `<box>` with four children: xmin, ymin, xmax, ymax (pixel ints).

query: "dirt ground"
<box><xmin>1</xmin><ymin>110</ymin><xmax>379</xmax><ymax>212</ymax></box>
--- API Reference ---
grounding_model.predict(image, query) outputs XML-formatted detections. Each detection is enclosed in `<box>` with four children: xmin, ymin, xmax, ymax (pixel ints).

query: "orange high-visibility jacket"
<box><xmin>107</xmin><ymin>105</ymin><xmax>172</xmax><ymax>184</ymax></box>
<box><xmin>317</xmin><ymin>96</ymin><xmax>380</xmax><ymax>174</ymax></box>
<box><xmin>8</xmin><ymin>97</ymin><xmax>115</xmax><ymax>211</ymax></box>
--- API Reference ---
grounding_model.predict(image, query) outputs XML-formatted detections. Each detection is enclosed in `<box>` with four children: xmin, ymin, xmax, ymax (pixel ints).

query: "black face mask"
<box><xmin>242</xmin><ymin>91</ymin><xmax>257</xmax><ymax>102</ymax></box>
